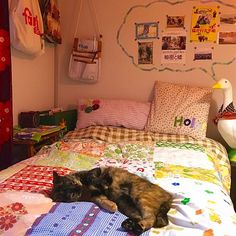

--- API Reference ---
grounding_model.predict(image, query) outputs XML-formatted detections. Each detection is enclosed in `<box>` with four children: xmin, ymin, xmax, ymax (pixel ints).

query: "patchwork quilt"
<box><xmin>0</xmin><ymin>126</ymin><xmax>235</xmax><ymax>236</ymax></box>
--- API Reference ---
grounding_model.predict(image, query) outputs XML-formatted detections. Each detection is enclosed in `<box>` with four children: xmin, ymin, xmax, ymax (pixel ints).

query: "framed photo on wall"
<box><xmin>135</xmin><ymin>22</ymin><xmax>159</xmax><ymax>40</ymax></box>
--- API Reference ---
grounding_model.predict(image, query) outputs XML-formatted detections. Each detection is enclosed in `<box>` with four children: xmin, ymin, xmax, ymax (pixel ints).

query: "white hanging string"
<box><xmin>73</xmin><ymin>0</ymin><xmax>83</xmax><ymax>39</ymax></box>
<box><xmin>88</xmin><ymin>0</ymin><xmax>101</xmax><ymax>39</ymax></box>
<box><xmin>73</xmin><ymin>0</ymin><xmax>101</xmax><ymax>39</ymax></box>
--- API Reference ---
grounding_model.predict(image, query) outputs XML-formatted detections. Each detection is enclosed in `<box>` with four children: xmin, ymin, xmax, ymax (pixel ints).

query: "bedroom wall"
<box><xmin>56</xmin><ymin>0</ymin><xmax>236</xmax><ymax>144</ymax></box>
<box><xmin>11</xmin><ymin>46</ymin><xmax>55</xmax><ymax>125</ymax></box>
<box><xmin>9</xmin><ymin>0</ymin><xmax>55</xmax><ymax>126</ymax></box>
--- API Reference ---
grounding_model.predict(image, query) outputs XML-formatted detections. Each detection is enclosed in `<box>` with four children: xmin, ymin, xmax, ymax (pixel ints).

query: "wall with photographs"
<box><xmin>57</xmin><ymin>0</ymin><xmax>236</xmax><ymax>143</ymax></box>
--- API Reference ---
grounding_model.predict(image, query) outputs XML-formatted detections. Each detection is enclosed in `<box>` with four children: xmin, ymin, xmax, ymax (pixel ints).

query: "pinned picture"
<box><xmin>218</xmin><ymin>31</ymin><xmax>236</xmax><ymax>44</ymax></box>
<box><xmin>190</xmin><ymin>6</ymin><xmax>219</xmax><ymax>43</ymax></box>
<box><xmin>161</xmin><ymin>31</ymin><xmax>186</xmax><ymax>64</ymax></box>
<box><xmin>138</xmin><ymin>42</ymin><xmax>153</xmax><ymax>64</ymax></box>
<box><xmin>167</xmin><ymin>16</ymin><xmax>185</xmax><ymax>28</ymax></box>
<box><xmin>161</xmin><ymin>34</ymin><xmax>186</xmax><ymax>50</ymax></box>
<box><xmin>135</xmin><ymin>22</ymin><xmax>159</xmax><ymax>40</ymax></box>
<box><xmin>220</xmin><ymin>14</ymin><xmax>236</xmax><ymax>25</ymax></box>
<box><xmin>194</xmin><ymin>47</ymin><xmax>213</xmax><ymax>60</ymax></box>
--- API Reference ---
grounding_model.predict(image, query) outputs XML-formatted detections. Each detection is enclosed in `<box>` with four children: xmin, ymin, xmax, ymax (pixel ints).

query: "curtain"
<box><xmin>0</xmin><ymin>0</ymin><xmax>13</xmax><ymax>170</ymax></box>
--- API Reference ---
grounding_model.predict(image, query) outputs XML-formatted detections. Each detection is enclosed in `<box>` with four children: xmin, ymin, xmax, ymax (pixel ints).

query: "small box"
<box><xmin>39</xmin><ymin>109</ymin><xmax>77</xmax><ymax>131</ymax></box>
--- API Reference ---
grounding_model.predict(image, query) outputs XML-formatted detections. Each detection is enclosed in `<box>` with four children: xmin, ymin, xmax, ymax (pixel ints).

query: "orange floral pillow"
<box><xmin>145</xmin><ymin>81</ymin><xmax>212</xmax><ymax>139</ymax></box>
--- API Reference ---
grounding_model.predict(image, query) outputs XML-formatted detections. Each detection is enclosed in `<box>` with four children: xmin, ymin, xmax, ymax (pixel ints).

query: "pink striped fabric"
<box><xmin>77</xmin><ymin>98</ymin><xmax>150</xmax><ymax>130</ymax></box>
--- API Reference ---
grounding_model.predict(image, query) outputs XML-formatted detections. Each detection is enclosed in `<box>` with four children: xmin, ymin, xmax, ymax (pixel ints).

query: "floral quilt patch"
<box><xmin>0</xmin><ymin>202</ymin><xmax>27</xmax><ymax>233</ymax></box>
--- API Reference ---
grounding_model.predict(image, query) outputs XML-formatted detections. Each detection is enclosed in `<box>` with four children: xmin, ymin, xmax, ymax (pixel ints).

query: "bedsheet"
<box><xmin>0</xmin><ymin>126</ymin><xmax>235</xmax><ymax>236</ymax></box>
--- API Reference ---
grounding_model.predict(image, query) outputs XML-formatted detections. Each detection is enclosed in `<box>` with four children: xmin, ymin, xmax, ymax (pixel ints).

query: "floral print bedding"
<box><xmin>0</xmin><ymin>131</ymin><xmax>235</xmax><ymax>235</ymax></box>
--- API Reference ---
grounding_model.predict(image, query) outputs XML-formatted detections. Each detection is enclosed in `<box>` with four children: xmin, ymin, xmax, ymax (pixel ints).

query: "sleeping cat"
<box><xmin>50</xmin><ymin>167</ymin><xmax>172</xmax><ymax>235</ymax></box>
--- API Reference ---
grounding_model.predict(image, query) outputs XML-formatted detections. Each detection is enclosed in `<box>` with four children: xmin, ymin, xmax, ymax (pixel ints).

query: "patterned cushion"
<box><xmin>145</xmin><ymin>81</ymin><xmax>212</xmax><ymax>139</ymax></box>
<box><xmin>76</xmin><ymin>98</ymin><xmax>150</xmax><ymax>130</ymax></box>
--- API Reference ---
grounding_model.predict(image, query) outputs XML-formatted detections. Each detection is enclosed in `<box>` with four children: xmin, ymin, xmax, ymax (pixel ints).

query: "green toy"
<box><xmin>228</xmin><ymin>149</ymin><xmax>236</xmax><ymax>162</ymax></box>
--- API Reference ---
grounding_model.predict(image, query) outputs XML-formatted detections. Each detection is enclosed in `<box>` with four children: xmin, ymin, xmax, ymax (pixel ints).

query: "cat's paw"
<box><xmin>121</xmin><ymin>218</ymin><xmax>144</xmax><ymax>235</ymax></box>
<box><xmin>133</xmin><ymin>222</ymin><xmax>145</xmax><ymax>235</ymax></box>
<box><xmin>101</xmin><ymin>199</ymin><xmax>118</xmax><ymax>212</ymax></box>
<box><xmin>122</xmin><ymin>218</ymin><xmax>136</xmax><ymax>231</ymax></box>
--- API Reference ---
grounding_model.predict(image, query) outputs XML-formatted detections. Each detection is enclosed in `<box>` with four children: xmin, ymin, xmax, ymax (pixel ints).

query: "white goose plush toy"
<box><xmin>213</xmin><ymin>78</ymin><xmax>236</xmax><ymax>149</ymax></box>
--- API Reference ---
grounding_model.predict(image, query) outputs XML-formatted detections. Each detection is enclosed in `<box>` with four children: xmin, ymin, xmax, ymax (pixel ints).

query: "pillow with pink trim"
<box><xmin>76</xmin><ymin>98</ymin><xmax>151</xmax><ymax>130</ymax></box>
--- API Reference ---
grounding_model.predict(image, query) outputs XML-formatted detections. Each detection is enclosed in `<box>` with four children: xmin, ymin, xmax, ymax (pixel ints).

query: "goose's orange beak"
<box><xmin>213</xmin><ymin>82</ymin><xmax>222</xmax><ymax>89</ymax></box>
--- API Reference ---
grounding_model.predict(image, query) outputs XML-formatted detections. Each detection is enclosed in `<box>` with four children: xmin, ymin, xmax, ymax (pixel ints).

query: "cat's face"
<box><xmin>50</xmin><ymin>171</ymin><xmax>83</xmax><ymax>202</ymax></box>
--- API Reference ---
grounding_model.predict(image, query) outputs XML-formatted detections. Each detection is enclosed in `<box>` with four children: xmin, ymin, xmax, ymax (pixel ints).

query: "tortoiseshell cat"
<box><xmin>51</xmin><ymin>167</ymin><xmax>172</xmax><ymax>235</ymax></box>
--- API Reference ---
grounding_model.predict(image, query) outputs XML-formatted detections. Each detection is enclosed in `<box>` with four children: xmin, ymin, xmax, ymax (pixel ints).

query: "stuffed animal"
<box><xmin>213</xmin><ymin>78</ymin><xmax>236</xmax><ymax>149</ymax></box>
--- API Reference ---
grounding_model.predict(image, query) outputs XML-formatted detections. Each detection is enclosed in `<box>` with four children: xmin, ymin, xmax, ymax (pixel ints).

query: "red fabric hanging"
<box><xmin>0</xmin><ymin>0</ymin><xmax>13</xmax><ymax>170</ymax></box>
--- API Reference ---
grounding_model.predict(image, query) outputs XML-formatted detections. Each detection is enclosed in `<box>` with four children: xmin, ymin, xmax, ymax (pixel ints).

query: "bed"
<box><xmin>0</xmin><ymin>125</ymin><xmax>236</xmax><ymax>235</ymax></box>
<box><xmin>1</xmin><ymin>81</ymin><xmax>236</xmax><ymax>235</ymax></box>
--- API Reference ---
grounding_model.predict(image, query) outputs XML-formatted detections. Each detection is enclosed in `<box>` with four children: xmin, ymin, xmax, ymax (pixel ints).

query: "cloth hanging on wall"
<box><xmin>0</xmin><ymin>0</ymin><xmax>13</xmax><ymax>170</ymax></box>
<box><xmin>68</xmin><ymin>38</ymin><xmax>102</xmax><ymax>82</ymax></box>
<box><xmin>68</xmin><ymin>0</ymin><xmax>102</xmax><ymax>83</ymax></box>
<box><xmin>9</xmin><ymin>0</ymin><xmax>45</xmax><ymax>56</ymax></box>
<box><xmin>39</xmin><ymin>0</ymin><xmax>62</xmax><ymax>44</ymax></box>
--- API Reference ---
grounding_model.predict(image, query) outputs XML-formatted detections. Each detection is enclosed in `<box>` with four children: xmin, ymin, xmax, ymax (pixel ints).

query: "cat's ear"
<box><xmin>87</xmin><ymin>168</ymin><xmax>102</xmax><ymax>184</ymax></box>
<box><xmin>53</xmin><ymin>171</ymin><xmax>60</xmax><ymax>183</ymax></box>
<box><xmin>89</xmin><ymin>168</ymin><xmax>102</xmax><ymax>177</ymax></box>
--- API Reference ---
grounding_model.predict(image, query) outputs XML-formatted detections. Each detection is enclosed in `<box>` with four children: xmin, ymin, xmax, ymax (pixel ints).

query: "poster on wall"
<box><xmin>218</xmin><ymin>31</ymin><xmax>236</xmax><ymax>44</ymax></box>
<box><xmin>138</xmin><ymin>42</ymin><xmax>153</xmax><ymax>64</ymax></box>
<box><xmin>194</xmin><ymin>46</ymin><xmax>213</xmax><ymax>60</ymax></box>
<box><xmin>167</xmin><ymin>15</ymin><xmax>185</xmax><ymax>28</ymax></box>
<box><xmin>161</xmin><ymin>31</ymin><xmax>186</xmax><ymax>64</ymax></box>
<box><xmin>135</xmin><ymin>22</ymin><xmax>159</xmax><ymax>40</ymax></box>
<box><xmin>190</xmin><ymin>6</ymin><xmax>219</xmax><ymax>43</ymax></box>
<box><xmin>220</xmin><ymin>14</ymin><xmax>236</xmax><ymax>25</ymax></box>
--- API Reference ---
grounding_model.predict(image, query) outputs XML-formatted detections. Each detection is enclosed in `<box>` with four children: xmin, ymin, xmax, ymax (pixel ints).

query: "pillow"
<box><xmin>145</xmin><ymin>81</ymin><xmax>212</xmax><ymax>139</ymax></box>
<box><xmin>76</xmin><ymin>98</ymin><xmax>151</xmax><ymax>130</ymax></box>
